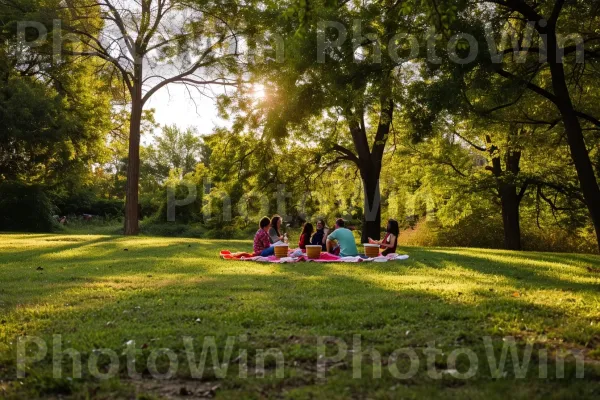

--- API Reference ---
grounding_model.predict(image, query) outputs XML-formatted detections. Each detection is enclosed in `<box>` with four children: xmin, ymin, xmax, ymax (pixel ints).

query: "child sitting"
<box><xmin>254</xmin><ymin>217</ymin><xmax>275</xmax><ymax>257</ymax></box>
<box><xmin>298</xmin><ymin>222</ymin><xmax>314</xmax><ymax>250</ymax></box>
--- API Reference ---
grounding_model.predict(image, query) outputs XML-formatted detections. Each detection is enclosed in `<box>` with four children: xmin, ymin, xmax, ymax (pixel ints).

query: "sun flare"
<box><xmin>251</xmin><ymin>84</ymin><xmax>266</xmax><ymax>100</ymax></box>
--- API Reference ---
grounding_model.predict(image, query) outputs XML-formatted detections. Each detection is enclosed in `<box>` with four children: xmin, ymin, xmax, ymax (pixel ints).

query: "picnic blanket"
<box><xmin>220</xmin><ymin>250</ymin><xmax>409</xmax><ymax>263</ymax></box>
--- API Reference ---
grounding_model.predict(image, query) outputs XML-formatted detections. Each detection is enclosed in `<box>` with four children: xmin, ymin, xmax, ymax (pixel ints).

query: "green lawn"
<box><xmin>1</xmin><ymin>234</ymin><xmax>600</xmax><ymax>399</ymax></box>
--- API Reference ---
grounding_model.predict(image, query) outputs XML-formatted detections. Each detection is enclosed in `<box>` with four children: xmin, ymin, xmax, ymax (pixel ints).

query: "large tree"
<box><xmin>0</xmin><ymin>0</ymin><xmax>112</xmax><ymax>188</ymax></box>
<box><xmin>464</xmin><ymin>0</ymin><xmax>600</xmax><ymax>250</ymax></box>
<box><xmin>246</xmin><ymin>0</ymin><xmax>426</xmax><ymax>242</ymax></box>
<box><xmin>60</xmin><ymin>0</ymin><xmax>240</xmax><ymax>234</ymax></box>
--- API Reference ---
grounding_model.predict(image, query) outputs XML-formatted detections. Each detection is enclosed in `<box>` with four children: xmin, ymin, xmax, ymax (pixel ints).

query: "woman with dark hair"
<box><xmin>268</xmin><ymin>214</ymin><xmax>284</xmax><ymax>244</ymax></box>
<box><xmin>254</xmin><ymin>216</ymin><xmax>275</xmax><ymax>256</ymax></box>
<box><xmin>310</xmin><ymin>219</ymin><xmax>328</xmax><ymax>251</ymax></box>
<box><xmin>369</xmin><ymin>219</ymin><xmax>399</xmax><ymax>256</ymax></box>
<box><xmin>298</xmin><ymin>222</ymin><xmax>314</xmax><ymax>250</ymax></box>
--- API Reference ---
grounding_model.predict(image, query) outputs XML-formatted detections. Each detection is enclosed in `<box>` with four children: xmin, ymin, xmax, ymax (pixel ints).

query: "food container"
<box><xmin>363</xmin><ymin>244</ymin><xmax>380</xmax><ymax>258</ymax></box>
<box><xmin>274</xmin><ymin>244</ymin><xmax>289</xmax><ymax>259</ymax></box>
<box><xmin>305</xmin><ymin>245</ymin><xmax>322</xmax><ymax>259</ymax></box>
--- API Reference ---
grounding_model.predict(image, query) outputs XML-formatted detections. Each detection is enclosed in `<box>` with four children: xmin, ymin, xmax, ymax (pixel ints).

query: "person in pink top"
<box><xmin>254</xmin><ymin>217</ymin><xmax>275</xmax><ymax>256</ymax></box>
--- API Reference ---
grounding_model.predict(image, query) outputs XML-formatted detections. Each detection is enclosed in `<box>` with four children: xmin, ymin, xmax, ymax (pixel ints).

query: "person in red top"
<box><xmin>369</xmin><ymin>219</ymin><xmax>399</xmax><ymax>256</ymax></box>
<box><xmin>298</xmin><ymin>222</ymin><xmax>314</xmax><ymax>250</ymax></box>
<box><xmin>254</xmin><ymin>217</ymin><xmax>275</xmax><ymax>256</ymax></box>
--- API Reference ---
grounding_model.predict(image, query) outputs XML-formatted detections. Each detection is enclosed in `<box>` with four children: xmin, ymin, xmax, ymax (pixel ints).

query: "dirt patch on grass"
<box><xmin>131</xmin><ymin>379</ymin><xmax>221</xmax><ymax>399</ymax></box>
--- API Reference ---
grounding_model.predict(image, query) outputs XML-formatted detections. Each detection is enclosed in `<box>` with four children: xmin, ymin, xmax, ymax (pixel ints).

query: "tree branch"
<box><xmin>331</xmin><ymin>144</ymin><xmax>359</xmax><ymax>166</ymax></box>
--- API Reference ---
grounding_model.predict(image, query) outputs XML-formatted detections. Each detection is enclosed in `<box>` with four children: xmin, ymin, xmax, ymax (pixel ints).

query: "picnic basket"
<box><xmin>274</xmin><ymin>244</ymin><xmax>289</xmax><ymax>258</ymax></box>
<box><xmin>363</xmin><ymin>244</ymin><xmax>380</xmax><ymax>258</ymax></box>
<box><xmin>305</xmin><ymin>245</ymin><xmax>322</xmax><ymax>259</ymax></box>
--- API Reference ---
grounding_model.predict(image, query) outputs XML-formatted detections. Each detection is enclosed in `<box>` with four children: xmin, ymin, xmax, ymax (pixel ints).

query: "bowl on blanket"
<box><xmin>363</xmin><ymin>244</ymin><xmax>380</xmax><ymax>258</ymax></box>
<box><xmin>305</xmin><ymin>245</ymin><xmax>322</xmax><ymax>259</ymax></box>
<box><xmin>274</xmin><ymin>244</ymin><xmax>289</xmax><ymax>259</ymax></box>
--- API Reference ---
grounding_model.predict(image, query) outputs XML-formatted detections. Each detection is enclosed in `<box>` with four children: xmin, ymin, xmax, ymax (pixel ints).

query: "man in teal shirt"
<box><xmin>326</xmin><ymin>218</ymin><xmax>358</xmax><ymax>257</ymax></box>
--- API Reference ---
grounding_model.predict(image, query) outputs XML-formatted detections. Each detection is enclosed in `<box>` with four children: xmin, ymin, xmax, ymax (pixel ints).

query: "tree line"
<box><xmin>0</xmin><ymin>0</ymin><xmax>598</xmax><ymax>253</ymax></box>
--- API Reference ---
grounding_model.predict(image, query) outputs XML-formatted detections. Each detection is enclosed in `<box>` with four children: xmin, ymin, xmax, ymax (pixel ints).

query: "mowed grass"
<box><xmin>1</xmin><ymin>234</ymin><xmax>600</xmax><ymax>399</ymax></box>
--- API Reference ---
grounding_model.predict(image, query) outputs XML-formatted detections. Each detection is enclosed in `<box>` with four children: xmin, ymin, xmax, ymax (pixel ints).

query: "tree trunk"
<box><xmin>486</xmin><ymin>133</ymin><xmax>524</xmax><ymax>251</ymax></box>
<box><xmin>546</xmin><ymin>31</ymin><xmax>600</xmax><ymax>252</ymax></box>
<box><xmin>345</xmin><ymin>97</ymin><xmax>392</xmax><ymax>245</ymax></box>
<box><xmin>124</xmin><ymin>75</ymin><xmax>143</xmax><ymax>235</ymax></box>
<box><xmin>500</xmin><ymin>184</ymin><xmax>522</xmax><ymax>251</ymax></box>
<box><xmin>360</xmin><ymin>166</ymin><xmax>382</xmax><ymax>244</ymax></box>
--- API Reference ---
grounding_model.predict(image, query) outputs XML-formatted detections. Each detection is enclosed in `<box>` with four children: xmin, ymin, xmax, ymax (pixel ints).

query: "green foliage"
<box><xmin>52</xmin><ymin>190</ymin><xmax>124</xmax><ymax>219</ymax></box>
<box><xmin>0</xmin><ymin>182</ymin><xmax>56</xmax><ymax>232</ymax></box>
<box><xmin>144</xmin><ymin>125</ymin><xmax>204</xmax><ymax>182</ymax></box>
<box><xmin>152</xmin><ymin>166</ymin><xmax>206</xmax><ymax>224</ymax></box>
<box><xmin>0</xmin><ymin>0</ymin><xmax>598</xmax><ymax>254</ymax></box>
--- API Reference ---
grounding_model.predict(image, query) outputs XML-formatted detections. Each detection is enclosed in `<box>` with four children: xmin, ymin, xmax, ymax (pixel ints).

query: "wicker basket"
<box><xmin>363</xmin><ymin>244</ymin><xmax>380</xmax><ymax>258</ymax></box>
<box><xmin>305</xmin><ymin>245</ymin><xmax>322</xmax><ymax>259</ymax></box>
<box><xmin>274</xmin><ymin>245</ymin><xmax>289</xmax><ymax>259</ymax></box>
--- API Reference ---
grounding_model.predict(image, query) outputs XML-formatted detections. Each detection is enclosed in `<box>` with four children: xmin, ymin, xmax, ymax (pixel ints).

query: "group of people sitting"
<box><xmin>253</xmin><ymin>215</ymin><xmax>400</xmax><ymax>258</ymax></box>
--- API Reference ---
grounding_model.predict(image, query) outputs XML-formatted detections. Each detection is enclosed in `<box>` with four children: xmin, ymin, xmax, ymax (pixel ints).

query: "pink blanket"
<box><xmin>219</xmin><ymin>250</ymin><xmax>409</xmax><ymax>263</ymax></box>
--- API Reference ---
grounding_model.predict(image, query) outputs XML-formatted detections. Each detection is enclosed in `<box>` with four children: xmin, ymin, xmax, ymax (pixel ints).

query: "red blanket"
<box><xmin>219</xmin><ymin>250</ymin><xmax>409</xmax><ymax>263</ymax></box>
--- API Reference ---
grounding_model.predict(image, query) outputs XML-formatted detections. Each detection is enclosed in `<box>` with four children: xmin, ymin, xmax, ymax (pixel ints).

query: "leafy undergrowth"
<box><xmin>1</xmin><ymin>234</ymin><xmax>600</xmax><ymax>399</ymax></box>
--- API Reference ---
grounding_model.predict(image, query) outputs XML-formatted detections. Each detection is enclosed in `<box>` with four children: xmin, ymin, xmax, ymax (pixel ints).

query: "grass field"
<box><xmin>1</xmin><ymin>233</ymin><xmax>600</xmax><ymax>399</ymax></box>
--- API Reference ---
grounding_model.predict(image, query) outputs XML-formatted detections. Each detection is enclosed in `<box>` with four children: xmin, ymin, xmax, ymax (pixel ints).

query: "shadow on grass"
<box><xmin>0</xmin><ymin>235</ymin><xmax>123</xmax><ymax>260</ymax></box>
<box><xmin>1</xmin><ymin>237</ymin><xmax>599</xmax><ymax>398</ymax></box>
<box><xmin>401</xmin><ymin>247</ymin><xmax>600</xmax><ymax>294</ymax></box>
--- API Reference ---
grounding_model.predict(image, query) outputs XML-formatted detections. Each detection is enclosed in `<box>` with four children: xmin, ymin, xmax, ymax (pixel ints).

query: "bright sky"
<box><xmin>144</xmin><ymin>83</ymin><xmax>265</xmax><ymax>138</ymax></box>
<box><xmin>144</xmin><ymin>84</ymin><xmax>227</xmax><ymax>135</ymax></box>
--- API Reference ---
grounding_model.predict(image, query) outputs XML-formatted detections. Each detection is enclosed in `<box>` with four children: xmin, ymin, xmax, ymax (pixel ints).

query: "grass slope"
<box><xmin>1</xmin><ymin>234</ymin><xmax>600</xmax><ymax>399</ymax></box>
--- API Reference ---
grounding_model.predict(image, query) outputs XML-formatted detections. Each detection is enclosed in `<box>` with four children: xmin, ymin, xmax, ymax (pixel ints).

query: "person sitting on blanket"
<box><xmin>326</xmin><ymin>218</ymin><xmax>358</xmax><ymax>257</ymax></box>
<box><xmin>298</xmin><ymin>222</ymin><xmax>314</xmax><ymax>250</ymax></box>
<box><xmin>310</xmin><ymin>219</ymin><xmax>328</xmax><ymax>251</ymax></box>
<box><xmin>369</xmin><ymin>219</ymin><xmax>399</xmax><ymax>256</ymax></box>
<box><xmin>268</xmin><ymin>214</ymin><xmax>284</xmax><ymax>244</ymax></box>
<box><xmin>254</xmin><ymin>217</ymin><xmax>275</xmax><ymax>257</ymax></box>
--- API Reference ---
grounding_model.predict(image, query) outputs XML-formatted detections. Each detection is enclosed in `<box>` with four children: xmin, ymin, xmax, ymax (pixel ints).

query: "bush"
<box><xmin>153</xmin><ymin>185</ymin><xmax>203</xmax><ymax>224</ymax></box>
<box><xmin>139</xmin><ymin>194</ymin><xmax>161</xmax><ymax>219</ymax></box>
<box><xmin>395</xmin><ymin>215</ymin><xmax>598</xmax><ymax>254</ymax></box>
<box><xmin>90</xmin><ymin>198</ymin><xmax>124</xmax><ymax>218</ymax></box>
<box><xmin>206</xmin><ymin>225</ymin><xmax>240</xmax><ymax>239</ymax></box>
<box><xmin>0</xmin><ymin>182</ymin><xmax>56</xmax><ymax>232</ymax></box>
<box><xmin>521</xmin><ymin>225</ymin><xmax>598</xmax><ymax>254</ymax></box>
<box><xmin>396</xmin><ymin>221</ymin><xmax>441</xmax><ymax>247</ymax></box>
<box><xmin>53</xmin><ymin>190</ymin><xmax>124</xmax><ymax>218</ymax></box>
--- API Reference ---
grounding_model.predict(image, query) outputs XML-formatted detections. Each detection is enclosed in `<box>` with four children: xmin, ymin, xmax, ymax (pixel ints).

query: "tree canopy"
<box><xmin>0</xmin><ymin>0</ymin><xmax>598</xmax><ymax>253</ymax></box>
